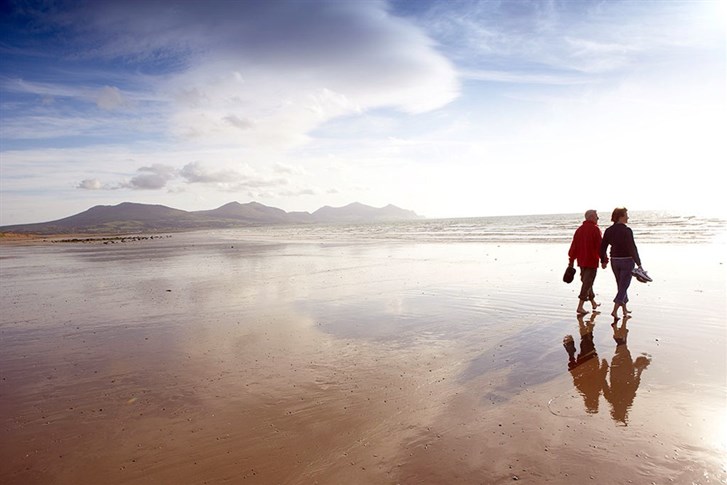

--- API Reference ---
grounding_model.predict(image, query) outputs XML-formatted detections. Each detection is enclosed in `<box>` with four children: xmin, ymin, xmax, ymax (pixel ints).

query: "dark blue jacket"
<box><xmin>600</xmin><ymin>223</ymin><xmax>641</xmax><ymax>266</ymax></box>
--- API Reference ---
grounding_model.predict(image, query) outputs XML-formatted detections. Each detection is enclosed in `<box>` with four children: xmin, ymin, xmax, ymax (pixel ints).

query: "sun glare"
<box><xmin>706</xmin><ymin>0</ymin><xmax>727</xmax><ymax>26</ymax></box>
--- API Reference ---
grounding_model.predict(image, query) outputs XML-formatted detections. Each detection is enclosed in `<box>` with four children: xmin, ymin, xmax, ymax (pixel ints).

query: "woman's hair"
<box><xmin>611</xmin><ymin>207</ymin><xmax>628</xmax><ymax>223</ymax></box>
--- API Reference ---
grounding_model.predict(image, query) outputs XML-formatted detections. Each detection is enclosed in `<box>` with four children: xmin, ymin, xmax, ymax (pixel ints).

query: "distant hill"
<box><xmin>312</xmin><ymin>202</ymin><xmax>420</xmax><ymax>223</ymax></box>
<box><xmin>0</xmin><ymin>202</ymin><xmax>205</xmax><ymax>235</ymax></box>
<box><xmin>0</xmin><ymin>201</ymin><xmax>422</xmax><ymax>235</ymax></box>
<box><xmin>195</xmin><ymin>201</ymin><xmax>294</xmax><ymax>224</ymax></box>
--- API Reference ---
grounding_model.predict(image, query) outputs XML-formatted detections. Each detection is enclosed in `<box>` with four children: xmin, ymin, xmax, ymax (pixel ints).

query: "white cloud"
<box><xmin>459</xmin><ymin>69</ymin><xmax>593</xmax><ymax>85</ymax></box>
<box><xmin>174</xmin><ymin>88</ymin><xmax>209</xmax><ymax>108</ymax></box>
<box><xmin>233</xmin><ymin>177</ymin><xmax>289</xmax><ymax>189</ymax></box>
<box><xmin>179</xmin><ymin>161</ymin><xmax>243</xmax><ymax>184</ymax></box>
<box><xmin>96</xmin><ymin>86</ymin><xmax>126</xmax><ymax>110</ymax></box>
<box><xmin>273</xmin><ymin>162</ymin><xmax>306</xmax><ymax>175</ymax></box>
<box><xmin>75</xmin><ymin>159</ymin><xmax>294</xmax><ymax>194</ymax></box>
<box><xmin>223</xmin><ymin>115</ymin><xmax>255</xmax><ymax>130</ymax></box>
<box><xmin>11</xmin><ymin>1</ymin><xmax>458</xmax><ymax>148</ymax></box>
<box><xmin>279</xmin><ymin>188</ymin><xmax>317</xmax><ymax>197</ymax></box>
<box><xmin>121</xmin><ymin>164</ymin><xmax>177</xmax><ymax>190</ymax></box>
<box><xmin>77</xmin><ymin>178</ymin><xmax>103</xmax><ymax>190</ymax></box>
<box><xmin>2</xmin><ymin>78</ymin><xmax>87</xmax><ymax>99</ymax></box>
<box><xmin>138</xmin><ymin>2</ymin><xmax>459</xmax><ymax>145</ymax></box>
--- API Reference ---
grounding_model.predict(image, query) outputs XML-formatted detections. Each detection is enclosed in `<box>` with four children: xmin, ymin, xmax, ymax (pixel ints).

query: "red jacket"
<box><xmin>568</xmin><ymin>220</ymin><xmax>603</xmax><ymax>268</ymax></box>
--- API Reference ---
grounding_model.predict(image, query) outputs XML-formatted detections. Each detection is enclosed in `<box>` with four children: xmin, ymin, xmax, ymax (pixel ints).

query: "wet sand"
<box><xmin>1</xmin><ymin>234</ymin><xmax>725</xmax><ymax>484</ymax></box>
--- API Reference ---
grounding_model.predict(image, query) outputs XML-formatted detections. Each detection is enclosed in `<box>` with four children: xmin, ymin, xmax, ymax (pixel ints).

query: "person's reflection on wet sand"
<box><xmin>602</xmin><ymin>319</ymin><xmax>651</xmax><ymax>425</ymax></box>
<box><xmin>562</xmin><ymin>313</ymin><xmax>608</xmax><ymax>413</ymax></box>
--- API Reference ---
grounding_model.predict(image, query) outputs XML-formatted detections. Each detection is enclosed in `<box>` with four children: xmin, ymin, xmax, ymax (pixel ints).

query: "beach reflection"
<box><xmin>563</xmin><ymin>315</ymin><xmax>651</xmax><ymax>425</ymax></box>
<box><xmin>605</xmin><ymin>319</ymin><xmax>651</xmax><ymax>425</ymax></box>
<box><xmin>563</xmin><ymin>313</ymin><xmax>607</xmax><ymax>414</ymax></box>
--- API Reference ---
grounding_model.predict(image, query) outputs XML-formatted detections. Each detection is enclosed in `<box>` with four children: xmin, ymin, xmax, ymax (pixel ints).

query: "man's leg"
<box><xmin>577</xmin><ymin>267</ymin><xmax>596</xmax><ymax>314</ymax></box>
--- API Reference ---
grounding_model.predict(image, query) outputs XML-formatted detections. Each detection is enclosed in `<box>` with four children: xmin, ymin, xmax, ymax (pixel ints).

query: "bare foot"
<box><xmin>577</xmin><ymin>309</ymin><xmax>589</xmax><ymax>315</ymax></box>
<box><xmin>591</xmin><ymin>301</ymin><xmax>601</xmax><ymax>310</ymax></box>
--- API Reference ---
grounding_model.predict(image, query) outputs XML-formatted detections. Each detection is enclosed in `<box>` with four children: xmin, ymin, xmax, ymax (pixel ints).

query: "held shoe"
<box><xmin>563</xmin><ymin>266</ymin><xmax>576</xmax><ymax>283</ymax></box>
<box><xmin>632</xmin><ymin>267</ymin><xmax>652</xmax><ymax>283</ymax></box>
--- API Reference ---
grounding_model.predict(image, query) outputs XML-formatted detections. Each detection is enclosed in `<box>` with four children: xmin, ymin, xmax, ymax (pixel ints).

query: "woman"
<box><xmin>600</xmin><ymin>207</ymin><xmax>643</xmax><ymax>319</ymax></box>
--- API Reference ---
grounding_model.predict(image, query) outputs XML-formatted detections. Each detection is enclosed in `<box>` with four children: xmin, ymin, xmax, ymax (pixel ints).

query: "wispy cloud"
<box><xmin>459</xmin><ymin>69</ymin><xmax>593</xmax><ymax>85</ymax></box>
<box><xmin>96</xmin><ymin>86</ymin><xmax>127</xmax><ymax>111</ymax></box>
<box><xmin>416</xmin><ymin>0</ymin><xmax>720</xmax><ymax>79</ymax></box>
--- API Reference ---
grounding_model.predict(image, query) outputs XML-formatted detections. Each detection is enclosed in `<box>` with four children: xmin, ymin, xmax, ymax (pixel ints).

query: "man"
<box><xmin>568</xmin><ymin>209</ymin><xmax>604</xmax><ymax>315</ymax></box>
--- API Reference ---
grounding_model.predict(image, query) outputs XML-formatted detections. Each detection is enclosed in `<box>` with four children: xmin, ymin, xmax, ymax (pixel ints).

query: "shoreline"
<box><xmin>0</xmin><ymin>232</ymin><xmax>174</xmax><ymax>245</ymax></box>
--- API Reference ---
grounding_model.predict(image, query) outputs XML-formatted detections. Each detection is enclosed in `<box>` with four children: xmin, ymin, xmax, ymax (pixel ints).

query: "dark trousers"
<box><xmin>611</xmin><ymin>258</ymin><xmax>634</xmax><ymax>304</ymax></box>
<box><xmin>578</xmin><ymin>267</ymin><xmax>597</xmax><ymax>301</ymax></box>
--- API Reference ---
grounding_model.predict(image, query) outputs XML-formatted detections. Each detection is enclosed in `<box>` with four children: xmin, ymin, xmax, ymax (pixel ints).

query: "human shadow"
<box><xmin>562</xmin><ymin>313</ymin><xmax>608</xmax><ymax>413</ymax></box>
<box><xmin>602</xmin><ymin>319</ymin><xmax>651</xmax><ymax>425</ymax></box>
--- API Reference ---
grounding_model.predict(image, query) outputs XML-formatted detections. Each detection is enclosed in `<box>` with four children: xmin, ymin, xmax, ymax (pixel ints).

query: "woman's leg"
<box><xmin>620</xmin><ymin>260</ymin><xmax>634</xmax><ymax>313</ymax></box>
<box><xmin>611</xmin><ymin>263</ymin><xmax>621</xmax><ymax>317</ymax></box>
<box><xmin>612</xmin><ymin>259</ymin><xmax>635</xmax><ymax>313</ymax></box>
<box><xmin>611</xmin><ymin>302</ymin><xmax>621</xmax><ymax>319</ymax></box>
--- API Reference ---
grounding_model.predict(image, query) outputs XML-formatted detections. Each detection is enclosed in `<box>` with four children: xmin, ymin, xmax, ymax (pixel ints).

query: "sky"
<box><xmin>1</xmin><ymin>0</ymin><xmax>725</xmax><ymax>225</ymax></box>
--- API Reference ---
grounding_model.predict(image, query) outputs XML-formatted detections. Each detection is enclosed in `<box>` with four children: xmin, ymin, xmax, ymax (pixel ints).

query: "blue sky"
<box><xmin>1</xmin><ymin>0</ymin><xmax>725</xmax><ymax>225</ymax></box>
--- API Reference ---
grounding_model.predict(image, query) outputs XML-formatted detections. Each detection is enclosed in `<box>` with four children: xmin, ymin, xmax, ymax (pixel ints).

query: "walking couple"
<box><xmin>568</xmin><ymin>207</ymin><xmax>644</xmax><ymax>320</ymax></box>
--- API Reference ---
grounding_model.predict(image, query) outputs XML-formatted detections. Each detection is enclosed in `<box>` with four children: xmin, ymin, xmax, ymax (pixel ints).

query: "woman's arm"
<box><xmin>628</xmin><ymin>227</ymin><xmax>642</xmax><ymax>267</ymax></box>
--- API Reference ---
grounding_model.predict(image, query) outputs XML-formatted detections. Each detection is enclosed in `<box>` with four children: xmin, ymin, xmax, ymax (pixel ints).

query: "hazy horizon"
<box><xmin>1</xmin><ymin>1</ymin><xmax>725</xmax><ymax>225</ymax></box>
<box><xmin>3</xmin><ymin>198</ymin><xmax>721</xmax><ymax>228</ymax></box>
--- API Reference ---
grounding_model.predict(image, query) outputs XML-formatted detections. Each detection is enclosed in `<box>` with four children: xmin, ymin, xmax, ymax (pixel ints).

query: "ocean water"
<box><xmin>208</xmin><ymin>211</ymin><xmax>726</xmax><ymax>245</ymax></box>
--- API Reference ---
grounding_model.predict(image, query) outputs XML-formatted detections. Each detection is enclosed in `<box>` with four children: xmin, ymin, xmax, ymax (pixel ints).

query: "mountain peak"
<box><xmin>312</xmin><ymin>202</ymin><xmax>421</xmax><ymax>223</ymax></box>
<box><xmin>1</xmin><ymin>201</ymin><xmax>422</xmax><ymax>234</ymax></box>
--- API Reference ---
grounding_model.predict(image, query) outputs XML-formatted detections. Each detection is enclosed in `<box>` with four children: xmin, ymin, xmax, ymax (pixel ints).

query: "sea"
<box><xmin>205</xmin><ymin>211</ymin><xmax>727</xmax><ymax>245</ymax></box>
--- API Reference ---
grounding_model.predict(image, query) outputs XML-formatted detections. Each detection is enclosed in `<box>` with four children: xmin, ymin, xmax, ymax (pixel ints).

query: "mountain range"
<box><xmin>0</xmin><ymin>201</ymin><xmax>422</xmax><ymax>235</ymax></box>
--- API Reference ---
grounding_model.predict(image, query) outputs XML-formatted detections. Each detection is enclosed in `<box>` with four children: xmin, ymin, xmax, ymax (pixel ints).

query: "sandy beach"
<box><xmin>1</xmin><ymin>232</ymin><xmax>725</xmax><ymax>484</ymax></box>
